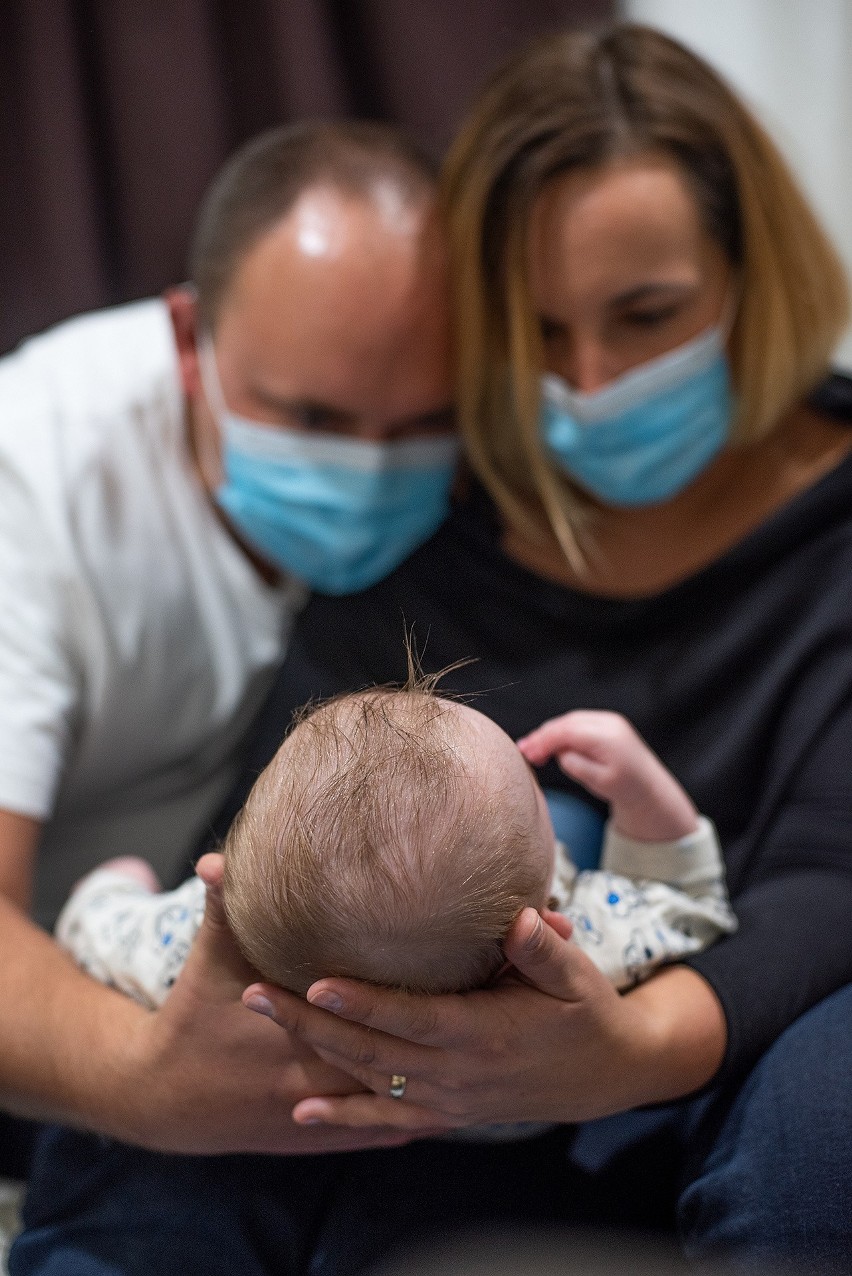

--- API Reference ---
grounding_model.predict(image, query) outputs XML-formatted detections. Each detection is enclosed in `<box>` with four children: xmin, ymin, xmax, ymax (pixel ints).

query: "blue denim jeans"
<box><xmin>10</xmin><ymin>984</ymin><xmax>852</xmax><ymax>1275</ymax></box>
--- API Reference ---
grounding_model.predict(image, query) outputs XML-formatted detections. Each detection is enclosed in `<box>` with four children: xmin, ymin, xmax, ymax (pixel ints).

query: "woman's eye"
<box><xmin>622</xmin><ymin>305</ymin><xmax>681</xmax><ymax>327</ymax></box>
<box><xmin>539</xmin><ymin>317</ymin><xmax>563</xmax><ymax>342</ymax></box>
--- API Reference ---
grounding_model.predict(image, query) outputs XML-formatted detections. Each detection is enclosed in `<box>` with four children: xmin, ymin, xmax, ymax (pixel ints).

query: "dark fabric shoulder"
<box><xmin>807</xmin><ymin>369</ymin><xmax>852</xmax><ymax>422</ymax></box>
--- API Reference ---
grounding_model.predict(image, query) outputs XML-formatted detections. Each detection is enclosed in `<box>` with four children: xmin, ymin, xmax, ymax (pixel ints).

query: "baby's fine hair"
<box><xmin>221</xmin><ymin>677</ymin><xmax>547</xmax><ymax>995</ymax></box>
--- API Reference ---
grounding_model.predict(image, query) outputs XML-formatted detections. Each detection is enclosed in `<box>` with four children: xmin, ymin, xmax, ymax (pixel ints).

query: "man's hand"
<box><xmin>114</xmin><ymin>853</ymin><xmax>428</xmax><ymax>1154</ymax></box>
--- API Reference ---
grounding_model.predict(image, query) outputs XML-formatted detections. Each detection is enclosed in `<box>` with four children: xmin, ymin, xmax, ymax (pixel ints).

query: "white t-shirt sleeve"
<box><xmin>1</xmin><ymin>301</ymin><xmax>302</xmax><ymax>927</ymax></box>
<box><xmin>0</xmin><ymin>457</ymin><xmax>78</xmax><ymax>818</ymax></box>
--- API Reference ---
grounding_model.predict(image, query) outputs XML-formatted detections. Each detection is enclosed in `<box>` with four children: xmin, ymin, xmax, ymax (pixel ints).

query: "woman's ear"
<box><xmin>164</xmin><ymin>285</ymin><xmax>204</xmax><ymax>400</ymax></box>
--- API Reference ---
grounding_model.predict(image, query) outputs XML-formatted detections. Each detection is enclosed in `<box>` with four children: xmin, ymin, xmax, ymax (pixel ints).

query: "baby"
<box><xmin>56</xmin><ymin>677</ymin><xmax>736</xmax><ymax>1008</ymax></box>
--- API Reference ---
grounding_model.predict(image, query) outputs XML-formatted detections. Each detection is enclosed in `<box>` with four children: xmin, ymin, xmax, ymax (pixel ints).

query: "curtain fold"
<box><xmin>1</xmin><ymin>0</ymin><xmax>611</xmax><ymax>355</ymax></box>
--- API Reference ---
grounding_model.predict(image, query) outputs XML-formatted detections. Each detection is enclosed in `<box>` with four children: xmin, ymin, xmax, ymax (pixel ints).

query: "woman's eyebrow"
<box><xmin>610</xmin><ymin>281</ymin><xmax>696</xmax><ymax>307</ymax></box>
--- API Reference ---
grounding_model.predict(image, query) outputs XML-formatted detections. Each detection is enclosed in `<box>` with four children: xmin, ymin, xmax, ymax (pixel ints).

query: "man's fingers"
<box><xmin>292</xmin><ymin>1093</ymin><xmax>456</xmax><ymax>1133</ymax></box>
<box><xmin>183</xmin><ymin>852</ymin><xmax>257</xmax><ymax>986</ymax></box>
<box><xmin>194</xmin><ymin>853</ymin><xmax>228</xmax><ymax>930</ymax></box>
<box><xmin>503</xmin><ymin>907</ymin><xmax>589</xmax><ymax>1000</ymax></box>
<box><xmin>195</xmin><ymin>850</ymin><xmax>225</xmax><ymax>888</ymax></box>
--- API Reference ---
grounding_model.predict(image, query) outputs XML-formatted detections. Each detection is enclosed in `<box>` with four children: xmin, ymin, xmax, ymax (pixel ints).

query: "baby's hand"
<box><xmin>68</xmin><ymin>856</ymin><xmax>161</xmax><ymax>898</ymax></box>
<box><xmin>517</xmin><ymin>711</ymin><xmax>697</xmax><ymax>842</ymax></box>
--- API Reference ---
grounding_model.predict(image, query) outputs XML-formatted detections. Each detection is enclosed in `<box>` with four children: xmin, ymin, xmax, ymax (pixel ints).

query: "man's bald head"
<box><xmin>190</xmin><ymin>120</ymin><xmax>437</xmax><ymax>333</ymax></box>
<box><xmin>172</xmin><ymin>120</ymin><xmax>451</xmax><ymax>519</ymax></box>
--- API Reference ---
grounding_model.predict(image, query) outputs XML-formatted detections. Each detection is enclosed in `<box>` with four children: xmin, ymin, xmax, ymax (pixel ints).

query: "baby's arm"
<box><xmin>518</xmin><ymin>711</ymin><xmax>736</xmax><ymax>989</ymax></box>
<box><xmin>55</xmin><ymin>858</ymin><xmax>206</xmax><ymax>1009</ymax></box>
<box><xmin>518</xmin><ymin>709</ymin><xmax>697</xmax><ymax>841</ymax></box>
<box><xmin>547</xmin><ymin>820</ymin><xmax>737</xmax><ymax>988</ymax></box>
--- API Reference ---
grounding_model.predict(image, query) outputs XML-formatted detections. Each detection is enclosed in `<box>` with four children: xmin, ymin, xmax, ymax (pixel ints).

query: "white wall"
<box><xmin>622</xmin><ymin>0</ymin><xmax>852</xmax><ymax>368</ymax></box>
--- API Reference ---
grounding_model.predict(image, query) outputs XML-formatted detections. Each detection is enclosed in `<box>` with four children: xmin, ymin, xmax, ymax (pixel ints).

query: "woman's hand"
<box><xmin>243</xmin><ymin>908</ymin><xmax>727</xmax><ymax>1133</ymax></box>
<box><xmin>114</xmin><ymin>854</ymin><xmax>430</xmax><ymax>1154</ymax></box>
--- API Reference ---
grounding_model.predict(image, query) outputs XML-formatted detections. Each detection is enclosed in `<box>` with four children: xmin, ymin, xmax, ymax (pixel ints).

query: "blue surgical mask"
<box><xmin>540</xmin><ymin>323</ymin><xmax>733</xmax><ymax>507</ymax></box>
<box><xmin>198</xmin><ymin>341</ymin><xmax>458</xmax><ymax>594</ymax></box>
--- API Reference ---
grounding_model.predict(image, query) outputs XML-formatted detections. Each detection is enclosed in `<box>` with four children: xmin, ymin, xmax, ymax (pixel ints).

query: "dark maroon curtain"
<box><xmin>0</xmin><ymin>0</ymin><xmax>612</xmax><ymax>355</ymax></box>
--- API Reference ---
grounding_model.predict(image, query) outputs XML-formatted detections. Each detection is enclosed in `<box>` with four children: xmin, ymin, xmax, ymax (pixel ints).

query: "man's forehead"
<box><xmin>287</xmin><ymin>188</ymin><xmax>351</xmax><ymax>260</ymax></box>
<box><xmin>220</xmin><ymin>198</ymin><xmax>444</xmax><ymax>339</ymax></box>
<box><xmin>241</xmin><ymin>184</ymin><xmax>438</xmax><ymax>281</ymax></box>
<box><xmin>286</xmin><ymin>184</ymin><xmax>427</xmax><ymax>259</ymax></box>
<box><xmin>211</xmin><ymin>194</ymin><xmax>450</xmax><ymax>418</ymax></box>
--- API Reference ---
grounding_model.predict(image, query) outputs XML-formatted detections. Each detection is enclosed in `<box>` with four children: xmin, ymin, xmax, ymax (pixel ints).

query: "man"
<box><xmin>0</xmin><ymin>120</ymin><xmax>453</xmax><ymax>1157</ymax></box>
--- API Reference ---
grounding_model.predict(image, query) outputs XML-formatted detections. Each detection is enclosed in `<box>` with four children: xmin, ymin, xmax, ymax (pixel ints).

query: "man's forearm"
<box><xmin>0</xmin><ymin>883</ymin><xmax>416</xmax><ymax>1158</ymax></box>
<box><xmin>0</xmin><ymin>895</ymin><xmax>148</xmax><ymax>1134</ymax></box>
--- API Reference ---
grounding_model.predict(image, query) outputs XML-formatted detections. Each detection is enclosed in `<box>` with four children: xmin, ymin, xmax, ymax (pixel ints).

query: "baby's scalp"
<box><xmin>221</xmin><ymin>687</ymin><xmax>552</xmax><ymax>995</ymax></box>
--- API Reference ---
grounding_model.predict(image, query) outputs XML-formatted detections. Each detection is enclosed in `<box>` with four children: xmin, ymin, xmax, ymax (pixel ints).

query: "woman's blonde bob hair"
<box><xmin>442</xmin><ymin>23</ymin><xmax>850</xmax><ymax>558</ymax></box>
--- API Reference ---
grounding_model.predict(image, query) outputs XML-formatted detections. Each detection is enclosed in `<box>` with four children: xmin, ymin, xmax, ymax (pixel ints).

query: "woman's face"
<box><xmin>528</xmin><ymin>153</ymin><xmax>733</xmax><ymax>393</ymax></box>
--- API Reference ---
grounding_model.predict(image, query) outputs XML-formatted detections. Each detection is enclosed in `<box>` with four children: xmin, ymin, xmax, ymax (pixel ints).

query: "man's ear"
<box><xmin>164</xmin><ymin>285</ymin><xmax>203</xmax><ymax>400</ymax></box>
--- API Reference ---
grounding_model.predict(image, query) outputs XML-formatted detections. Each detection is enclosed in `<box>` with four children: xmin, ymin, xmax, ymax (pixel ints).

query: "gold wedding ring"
<box><xmin>389</xmin><ymin>1074</ymin><xmax>407</xmax><ymax>1100</ymax></box>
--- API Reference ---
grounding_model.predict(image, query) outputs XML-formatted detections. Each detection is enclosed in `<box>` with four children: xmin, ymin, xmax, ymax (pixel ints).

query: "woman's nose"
<box><xmin>553</xmin><ymin>338</ymin><xmax>614</xmax><ymax>395</ymax></box>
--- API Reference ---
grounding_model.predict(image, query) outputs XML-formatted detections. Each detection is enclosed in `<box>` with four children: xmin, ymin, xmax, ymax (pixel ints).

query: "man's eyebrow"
<box><xmin>249</xmin><ymin>387</ymin><xmax>354</xmax><ymax>423</ymax></box>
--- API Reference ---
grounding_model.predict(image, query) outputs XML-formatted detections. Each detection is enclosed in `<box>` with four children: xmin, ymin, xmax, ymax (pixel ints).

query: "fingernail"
<box><xmin>308</xmin><ymin>990</ymin><xmax>343</xmax><ymax>1012</ymax></box>
<box><xmin>244</xmin><ymin>994</ymin><xmax>274</xmax><ymax>1017</ymax></box>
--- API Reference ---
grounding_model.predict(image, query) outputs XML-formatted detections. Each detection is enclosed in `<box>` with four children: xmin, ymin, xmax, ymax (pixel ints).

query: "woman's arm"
<box><xmin>244</xmin><ymin>906</ymin><xmax>727</xmax><ymax>1133</ymax></box>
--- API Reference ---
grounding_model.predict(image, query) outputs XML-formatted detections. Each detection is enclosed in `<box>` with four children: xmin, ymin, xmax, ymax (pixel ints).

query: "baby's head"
<box><xmin>222</xmin><ymin>682</ymin><xmax>555</xmax><ymax>995</ymax></box>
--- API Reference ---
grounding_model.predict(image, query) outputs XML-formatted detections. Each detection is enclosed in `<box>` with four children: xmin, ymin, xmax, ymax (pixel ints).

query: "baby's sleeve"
<box><xmin>556</xmin><ymin>817</ymin><xmax>737</xmax><ymax>990</ymax></box>
<box><xmin>55</xmin><ymin>870</ymin><xmax>207</xmax><ymax>1008</ymax></box>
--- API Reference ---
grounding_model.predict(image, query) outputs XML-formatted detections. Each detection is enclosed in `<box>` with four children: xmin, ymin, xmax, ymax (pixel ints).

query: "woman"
<box><xmin>238</xmin><ymin>22</ymin><xmax>852</xmax><ymax>1271</ymax></box>
<box><xmin>15</xmin><ymin>23</ymin><xmax>852</xmax><ymax>1276</ymax></box>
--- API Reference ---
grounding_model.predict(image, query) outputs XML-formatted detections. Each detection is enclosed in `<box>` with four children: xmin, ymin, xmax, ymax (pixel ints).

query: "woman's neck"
<box><xmin>502</xmin><ymin>405</ymin><xmax>852</xmax><ymax>598</ymax></box>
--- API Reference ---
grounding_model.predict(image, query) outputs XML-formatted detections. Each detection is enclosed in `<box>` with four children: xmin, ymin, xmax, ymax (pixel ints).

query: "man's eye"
<box><xmin>288</xmin><ymin>407</ymin><xmax>335</xmax><ymax>432</ymax></box>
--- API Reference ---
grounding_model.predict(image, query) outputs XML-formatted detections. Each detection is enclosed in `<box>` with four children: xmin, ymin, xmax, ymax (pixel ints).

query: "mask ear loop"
<box><xmin>186</xmin><ymin>304</ymin><xmax>231</xmax><ymax>494</ymax></box>
<box><xmin>195</xmin><ymin>332</ymin><xmax>229</xmax><ymax>426</ymax></box>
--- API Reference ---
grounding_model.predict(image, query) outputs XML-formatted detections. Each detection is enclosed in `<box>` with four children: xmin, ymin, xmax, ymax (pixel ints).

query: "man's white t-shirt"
<box><xmin>0</xmin><ymin>300</ymin><xmax>305</xmax><ymax>926</ymax></box>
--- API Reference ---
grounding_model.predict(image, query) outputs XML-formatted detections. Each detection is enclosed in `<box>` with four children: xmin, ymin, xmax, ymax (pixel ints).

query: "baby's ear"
<box><xmin>541</xmin><ymin>908</ymin><xmax>573</xmax><ymax>942</ymax></box>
